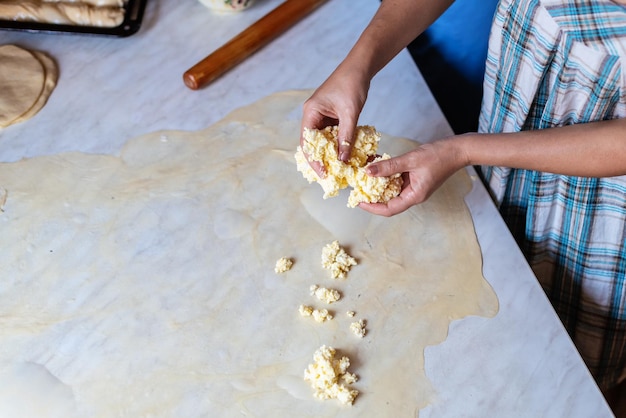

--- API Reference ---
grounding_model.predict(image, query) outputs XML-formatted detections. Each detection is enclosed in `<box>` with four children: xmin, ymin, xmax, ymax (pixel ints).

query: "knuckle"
<box><xmin>390</xmin><ymin>158</ymin><xmax>402</xmax><ymax>172</ymax></box>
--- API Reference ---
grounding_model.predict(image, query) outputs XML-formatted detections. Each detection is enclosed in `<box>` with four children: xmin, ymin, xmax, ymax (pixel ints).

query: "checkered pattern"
<box><xmin>479</xmin><ymin>0</ymin><xmax>626</xmax><ymax>390</ymax></box>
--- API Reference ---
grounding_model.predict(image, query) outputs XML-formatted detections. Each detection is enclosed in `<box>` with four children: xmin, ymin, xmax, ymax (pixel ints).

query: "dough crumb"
<box><xmin>346</xmin><ymin>311</ymin><xmax>356</xmax><ymax>317</ymax></box>
<box><xmin>303</xmin><ymin>345</ymin><xmax>359</xmax><ymax>406</ymax></box>
<box><xmin>299</xmin><ymin>305</ymin><xmax>333</xmax><ymax>323</ymax></box>
<box><xmin>299</xmin><ymin>304</ymin><xmax>314</xmax><ymax>317</ymax></box>
<box><xmin>310</xmin><ymin>284</ymin><xmax>341</xmax><ymax>304</ymax></box>
<box><xmin>321</xmin><ymin>240</ymin><xmax>356</xmax><ymax>279</ymax></box>
<box><xmin>312</xmin><ymin>308</ymin><xmax>333</xmax><ymax>323</ymax></box>
<box><xmin>350</xmin><ymin>319</ymin><xmax>367</xmax><ymax>338</ymax></box>
<box><xmin>294</xmin><ymin>125</ymin><xmax>403</xmax><ymax>208</ymax></box>
<box><xmin>274</xmin><ymin>257</ymin><xmax>293</xmax><ymax>273</ymax></box>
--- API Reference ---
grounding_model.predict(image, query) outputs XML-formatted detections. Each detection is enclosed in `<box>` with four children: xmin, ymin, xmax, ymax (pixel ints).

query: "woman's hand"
<box><xmin>359</xmin><ymin>137</ymin><xmax>468</xmax><ymax>216</ymax></box>
<box><xmin>300</xmin><ymin>64</ymin><xmax>370</xmax><ymax>176</ymax></box>
<box><xmin>298</xmin><ymin>0</ymin><xmax>456</xmax><ymax>177</ymax></box>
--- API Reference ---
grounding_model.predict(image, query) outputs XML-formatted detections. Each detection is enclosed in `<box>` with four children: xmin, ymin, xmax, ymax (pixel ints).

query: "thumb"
<box><xmin>337</xmin><ymin>121</ymin><xmax>357</xmax><ymax>162</ymax></box>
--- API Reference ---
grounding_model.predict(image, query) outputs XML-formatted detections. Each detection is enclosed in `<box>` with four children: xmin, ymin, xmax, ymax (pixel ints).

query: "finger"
<box><xmin>301</xmin><ymin>95</ymin><xmax>338</xmax><ymax>131</ymax></box>
<box><xmin>337</xmin><ymin>119</ymin><xmax>357</xmax><ymax>162</ymax></box>
<box><xmin>309</xmin><ymin>158</ymin><xmax>326</xmax><ymax>178</ymax></box>
<box><xmin>358</xmin><ymin>194</ymin><xmax>413</xmax><ymax>217</ymax></box>
<box><xmin>299</xmin><ymin>131</ymin><xmax>326</xmax><ymax>178</ymax></box>
<box><xmin>301</xmin><ymin>122</ymin><xmax>331</xmax><ymax>179</ymax></box>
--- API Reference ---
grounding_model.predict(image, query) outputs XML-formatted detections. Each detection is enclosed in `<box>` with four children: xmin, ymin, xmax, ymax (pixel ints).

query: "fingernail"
<box><xmin>366</xmin><ymin>165</ymin><xmax>378</xmax><ymax>175</ymax></box>
<box><xmin>339</xmin><ymin>151</ymin><xmax>349</xmax><ymax>161</ymax></box>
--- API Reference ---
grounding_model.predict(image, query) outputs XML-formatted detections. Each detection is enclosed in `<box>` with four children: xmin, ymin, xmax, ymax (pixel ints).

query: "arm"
<box><xmin>361</xmin><ymin>118</ymin><xmax>626</xmax><ymax>216</ymax></box>
<box><xmin>300</xmin><ymin>0</ymin><xmax>454</xmax><ymax>173</ymax></box>
<box><xmin>463</xmin><ymin>119</ymin><xmax>626</xmax><ymax>177</ymax></box>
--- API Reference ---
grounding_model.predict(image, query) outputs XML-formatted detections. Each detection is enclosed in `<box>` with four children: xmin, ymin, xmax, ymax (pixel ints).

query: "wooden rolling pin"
<box><xmin>183</xmin><ymin>0</ymin><xmax>329</xmax><ymax>90</ymax></box>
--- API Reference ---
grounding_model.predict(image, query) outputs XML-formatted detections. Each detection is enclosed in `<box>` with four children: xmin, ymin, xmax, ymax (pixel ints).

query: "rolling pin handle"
<box><xmin>183</xmin><ymin>71</ymin><xmax>200</xmax><ymax>90</ymax></box>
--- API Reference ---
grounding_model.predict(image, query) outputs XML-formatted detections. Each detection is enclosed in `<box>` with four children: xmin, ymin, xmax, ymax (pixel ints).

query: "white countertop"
<box><xmin>0</xmin><ymin>0</ymin><xmax>614</xmax><ymax>416</ymax></box>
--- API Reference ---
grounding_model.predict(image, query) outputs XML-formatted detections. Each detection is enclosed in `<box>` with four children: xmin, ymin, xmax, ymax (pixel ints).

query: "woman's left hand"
<box><xmin>359</xmin><ymin>138</ymin><xmax>467</xmax><ymax>216</ymax></box>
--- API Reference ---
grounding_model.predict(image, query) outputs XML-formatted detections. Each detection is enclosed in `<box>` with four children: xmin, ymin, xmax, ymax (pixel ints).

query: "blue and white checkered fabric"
<box><xmin>479</xmin><ymin>0</ymin><xmax>626</xmax><ymax>390</ymax></box>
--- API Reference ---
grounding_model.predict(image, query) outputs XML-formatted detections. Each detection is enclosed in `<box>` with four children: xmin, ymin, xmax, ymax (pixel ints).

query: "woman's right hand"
<box><xmin>300</xmin><ymin>63</ymin><xmax>371</xmax><ymax>176</ymax></box>
<box><xmin>299</xmin><ymin>0</ymin><xmax>455</xmax><ymax>177</ymax></box>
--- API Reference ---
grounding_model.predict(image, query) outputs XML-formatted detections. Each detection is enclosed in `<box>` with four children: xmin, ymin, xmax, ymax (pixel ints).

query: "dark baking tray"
<box><xmin>0</xmin><ymin>0</ymin><xmax>148</xmax><ymax>37</ymax></box>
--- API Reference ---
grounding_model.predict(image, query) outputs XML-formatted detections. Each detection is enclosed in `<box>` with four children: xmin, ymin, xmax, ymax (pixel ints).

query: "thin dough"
<box><xmin>0</xmin><ymin>91</ymin><xmax>498</xmax><ymax>417</ymax></box>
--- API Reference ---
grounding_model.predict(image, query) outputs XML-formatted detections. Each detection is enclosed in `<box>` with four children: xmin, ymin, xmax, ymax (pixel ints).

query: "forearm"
<box><xmin>457</xmin><ymin>119</ymin><xmax>626</xmax><ymax>177</ymax></box>
<box><xmin>337</xmin><ymin>0</ymin><xmax>455</xmax><ymax>82</ymax></box>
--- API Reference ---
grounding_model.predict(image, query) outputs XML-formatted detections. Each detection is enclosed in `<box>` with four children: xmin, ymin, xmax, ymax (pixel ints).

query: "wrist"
<box><xmin>337</xmin><ymin>48</ymin><xmax>377</xmax><ymax>86</ymax></box>
<box><xmin>437</xmin><ymin>134</ymin><xmax>473</xmax><ymax>170</ymax></box>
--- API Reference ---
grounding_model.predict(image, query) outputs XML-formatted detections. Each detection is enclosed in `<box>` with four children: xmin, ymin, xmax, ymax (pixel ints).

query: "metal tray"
<box><xmin>0</xmin><ymin>0</ymin><xmax>148</xmax><ymax>37</ymax></box>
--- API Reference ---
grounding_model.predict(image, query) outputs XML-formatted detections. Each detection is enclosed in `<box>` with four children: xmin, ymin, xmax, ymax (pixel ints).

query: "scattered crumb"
<box><xmin>310</xmin><ymin>284</ymin><xmax>341</xmax><ymax>304</ymax></box>
<box><xmin>350</xmin><ymin>319</ymin><xmax>366</xmax><ymax>338</ymax></box>
<box><xmin>299</xmin><ymin>304</ymin><xmax>333</xmax><ymax>323</ymax></box>
<box><xmin>299</xmin><ymin>304</ymin><xmax>314</xmax><ymax>317</ymax></box>
<box><xmin>321</xmin><ymin>240</ymin><xmax>356</xmax><ymax>279</ymax></box>
<box><xmin>312</xmin><ymin>309</ymin><xmax>333</xmax><ymax>323</ymax></box>
<box><xmin>342</xmin><ymin>371</ymin><xmax>357</xmax><ymax>385</ymax></box>
<box><xmin>296</xmin><ymin>241</ymin><xmax>364</xmax><ymax>405</ymax></box>
<box><xmin>274</xmin><ymin>257</ymin><xmax>293</xmax><ymax>273</ymax></box>
<box><xmin>303</xmin><ymin>345</ymin><xmax>359</xmax><ymax>406</ymax></box>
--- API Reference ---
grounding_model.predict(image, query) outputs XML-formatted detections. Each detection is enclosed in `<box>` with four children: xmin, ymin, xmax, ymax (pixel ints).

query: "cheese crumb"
<box><xmin>294</xmin><ymin>125</ymin><xmax>403</xmax><ymax>208</ymax></box>
<box><xmin>310</xmin><ymin>284</ymin><xmax>341</xmax><ymax>304</ymax></box>
<box><xmin>350</xmin><ymin>319</ymin><xmax>367</xmax><ymax>338</ymax></box>
<box><xmin>321</xmin><ymin>240</ymin><xmax>356</xmax><ymax>279</ymax></box>
<box><xmin>299</xmin><ymin>304</ymin><xmax>314</xmax><ymax>317</ymax></box>
<box><xmin>274</xmin><ymin>257</ymin><xmax>293</xmax><ymax>273</ymax></box>
<box><xmin>312</xmin><ymin>308</ymin><xmax>333</xmax><ymax>323</ymax></box>
<box><xmin>342</xmin><ymin>372</ymin><xmax>358</xmax><ymax>385</ymax></box>
<box><xmin>299</xmin><ymin>305</ymin><xmax>333</xmax><ymax>323</ymax></box>
<box><xmin>303</xmin><ymin>345</ymin><xmax>359</xmax><ymax>406</ymax></box>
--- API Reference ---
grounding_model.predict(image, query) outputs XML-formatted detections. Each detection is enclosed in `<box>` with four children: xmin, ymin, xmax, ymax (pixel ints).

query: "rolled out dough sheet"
<box><xmin>0</xmin><ymin>90</ymin><xmax>498</xmax><ymax>417</ymax></box>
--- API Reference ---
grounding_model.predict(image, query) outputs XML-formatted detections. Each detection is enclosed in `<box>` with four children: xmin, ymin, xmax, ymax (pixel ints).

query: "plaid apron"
<box><xmin>479</xmin><ymin>0</ymin><xmax>626</xmax><ymax>390</ymax></box>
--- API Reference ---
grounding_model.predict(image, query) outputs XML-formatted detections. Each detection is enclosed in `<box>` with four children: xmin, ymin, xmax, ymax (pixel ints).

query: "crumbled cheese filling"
<box><xmin>297</xmin><ymin>241</ymin><xmax>365</xmax><ymax>404</ymax></box>
<box><xmin>303</xmin><ymin>345</ymin><xmax>359</xmax><ymax>406</ymax></box>
<box><xmin>321</xmin><ymin>240</ymin><xmax>357</xmax><ymax>279</ymax></box>
<box><xmin>312</xmin><ymin>309</ymin><xmax>333</xmax><ymax>323</ymax></box>
<box><xmin>299</xmin><ymin>304</ymin><xmax>333</xmax><ymax>323</ymax></box>
<box><xmin>350</xmin><ymin>319</ymin><xmax>367</xmax><ymax>338</ymax></box>
<box><xmin>274</xmin><ymin>257</ymin><xmax>293</xmax><ymax>273</ymax></box>
<box><xmin>299</xmin><ymin>304</ymin><xmax>314</xmax><ymax>317</ymax></box>
<box><xmin>310</xmin><ymin>284</ymin><xmax>341</xmax><ymax>304</ymax></box>
<box><xmin>294</xmin><ymin>125</ymin><xmax>403</xmax><ymax>208</ymax></box>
